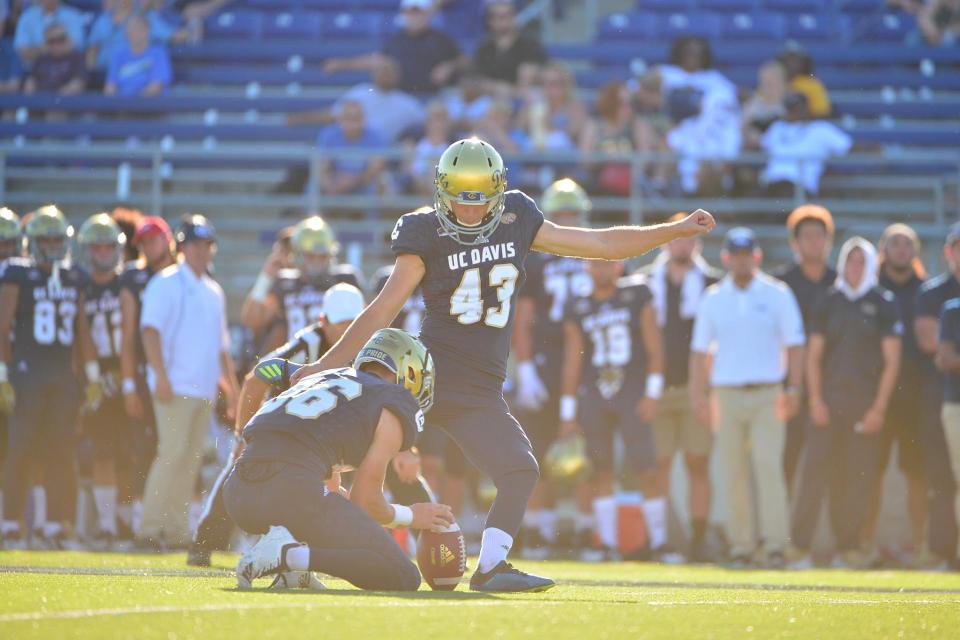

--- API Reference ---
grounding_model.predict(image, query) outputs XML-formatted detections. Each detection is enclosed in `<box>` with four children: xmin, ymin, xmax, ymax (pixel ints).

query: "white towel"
<box><xmin>835</xmin><ymin>236</ymin><xmax>877</xmax><ymax>302</ymax></box>
<box><xmin>648</xmin><ymin>251</ymin><xmax>710</xmax><ymax>327</ymax></box>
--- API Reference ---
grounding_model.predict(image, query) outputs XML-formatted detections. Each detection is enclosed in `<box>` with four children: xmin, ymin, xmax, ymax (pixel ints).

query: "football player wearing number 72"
<box><xmin>291</xmin><ymin>138</ymin><xmax>717</xmax><ymax>592</ymax></box>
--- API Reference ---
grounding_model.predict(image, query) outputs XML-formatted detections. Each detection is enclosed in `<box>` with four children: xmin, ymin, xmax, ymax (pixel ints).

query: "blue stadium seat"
<box><xmin>598</xmin><ymin>12</ymin><xmax>658</xmax><ymax>40</ymax></box>
<box><xmin>634</xmin><ymin>0</ymin><xmax>695</xmax><ymax>13</ymax></box>
<box><xmin>838</xmin><ymin>0</ymin><xmax>885</xmax><ymax>14</ymax></box>
<box><xmin>853</xmin><ymin>12</ymin><xmax>917</xmax><ymax>42</ymax></box>
<box><xmin>784</xmin><ymin>13</ymin><xmax>846</xmax><ymax>41</ymax></box>
<box><xmin>318</xmin><ymin>12</ymin><xmax>387</xmax><ymax>38</ymax></box>
<box><xmin>68</xmin><ymin>0</ymin><xmax>101</xmax><ymax>11</ymax></box>
<box><xmin>240</xmin><ymin>0</ymin><xmax>300</xmax><ymax>10</ymax></box>
<box><xmin>262</xmin><ymin>12</ymin><xmax>321</xmax><ymax>39</ymax></box>
<box><xmin>205</xmin><ymin>10</ymin><xmax>262</xmax><ymax>40</ymax></box>
<box><xmin>762</xmin><ymin>0</ymin><xmax>826</xmax><ymax>12</ymax></box>
<box><xmin>699</xmin><ymin>0</ymin><xmax>760</xmax><ymax>10</ymax></box>
<box><xmin>659</xmin><ymin>12</ymin><xmax>722</xmax><ymax>39</ymax></box>
<box><xmin>720</xmin><ymin>12</ymin><xmax>786</xmax><ymax>41</ymax></box>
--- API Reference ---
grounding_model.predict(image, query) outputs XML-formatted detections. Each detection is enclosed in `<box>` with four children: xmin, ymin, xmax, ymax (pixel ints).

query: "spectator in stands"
<box><xmin>661</xmin><ymin>37</ymin><xmax>741</xmax><ymax>196</ymax></box>
<box><xmin>790</xmin><ymin>237</ymin><xmax>902</xmax><ymax>569</ymax></box>
<box><xmin>14</xmin><ymin>0</ymin><xmax>85</xmax><ymax>66</ymax></box>
<box><xmin>742</xmin><ymin>60</ymin><xmax>788</xmax><ymax>149</ymax></box>
<box><xmin>777</xmin><ymin>43</ymin><xmax>831</xmax><ymax>118</ymax></box>
<box><xmin>863</xmin><ymin>223</ymin><xmax>928</xmax><ymax>559</ymax></box>
<box><xmin>919</xmin><ymin>0</ymin><xmax>960</xmax><ymax>45</ymax></box>
<box><xmin>0</xmin><ymin>33</ymin><xmax>23</xmax><ymax>93</ymax></box>
<box><xmin>317</xmin><ymin>99</ymin><xmax>388</xmax><ymax>197</ymax></box>
<box><xmin>104</xmin><ymin>15</ymin><xmax>172</xmax><ymax>97</ymax></box>
<box><xmin>912</xmin><ymin>223</ymin><xmax>960</xmax><ymax>569</ymax></box>
<box><xmin>579</xmin><ymin>81</ymin><xmax>653</xmax><ymax>196</ymax></box>
<box><xmin>88</xmin><ymin>0</ymin><xmax>186</xmax><ymax>76</ymax></box>
<box><xmin>408</xmin><ymin>100</ymin><xmax>453</xmax><ymax>196</ymax></box>
<box><xmin>629</xmin><ymin>68</ymin><xmax>672</xmax><ymax>194</ymax></box>
<box><xmin>469</xmin><ymin>98</ymin><xmax>530</xmax><ymax>182</ymax></box>
<box><xmin>644</xmin><ymin>214</ymin><xmax>722</xmax><ymax>562</ymax></box>
<box><xmin>137</xmin><ymin>215</ymin><xmax>237</xmax><ymax>550</ymax></box>
<box><xmin>689</xmin><ymin>227</ymin><xmax>804</xmax><ymax>568</ymax></box>
<box><xmin>140</xmin><ymin>0</ymin><xmax>195</xmax><ymax>44</ymax></box>
<box><xmin>472</xmin><ymin>0</ymin><xmax>547</xmax><ymax>96</ymax></box>
<box><xmin>444</xmin><ymin>65</ymin><xmax>493</xmax><ymax>132</ymax></box>
<box><xmin>519</xmin><ymin>60</ymin><xmax>588</xmax><ymax>154</ymax></box>
<box><xmin>773</xmin><ymin>205</ymin><xmax>835</xmax><ymax>492</ymax></box>
<box><xmin>323</xmin><ymin>0</ymin><xmax>467</xmax><ymax>96</ymax></box>
<box><xmin>760</xmin><ymin>92</ymin><xmax>852</xmax><ymax>198</ymax></box>
<box><xmin>23</xmin><ymin>23</ymin><xmax>86</xmax><ymax>94</ymax></box>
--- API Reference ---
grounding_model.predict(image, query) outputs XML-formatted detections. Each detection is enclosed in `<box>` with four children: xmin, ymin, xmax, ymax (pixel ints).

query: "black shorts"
<box><xmin>881</xmin><ymin>393</ymin><xmax>924</xmax><ymax>475</ymax></box>
<box><xmin>80</xmin><ymin>394</ymin><xmax>131</xmax><ymax>463</ymax></box>
<box><xmin>579</xmin><ymin>392</ymin><xmax>656</xmax><ymax>475</ymax></box>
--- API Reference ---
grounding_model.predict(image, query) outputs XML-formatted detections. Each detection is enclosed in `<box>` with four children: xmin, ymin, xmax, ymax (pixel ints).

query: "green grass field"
<box><xmin>2</xmin><ymin>551</ymin><xmax>959</xmax><ymax>639</ymax></box>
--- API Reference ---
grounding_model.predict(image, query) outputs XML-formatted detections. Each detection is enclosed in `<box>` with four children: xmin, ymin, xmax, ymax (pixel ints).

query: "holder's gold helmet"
<box><xmin>78</xmin><ymin>213</ymin><xmax>125</xmax><ymax>273</ymax></box>
<box><xmin>25</xmin><ymin>205</ymin><xmax>72</xmax><ymax>266</ymax></box>
<box><xmin>542</xmin><ymin>178</ymin><xmax>590</xmax><ymax>224</ymax></box>
<box><xmin>434</xmin><ymin>138</ymin><xmax>507</xmax><ymax>245</ymax></box>
<box><xmin>0</xmin><ymin>207</ymin><xmax>21</xmax><ymax>260</ymax></box>
<box><xmin>291</xmin><ymin>215</ymin><xmax>338</xmax><ymax>276</ymax></box>
<box><xmin>355</xmin><ymin>328</ymin><xmax>435</xmax><ymax>413</ymax></box>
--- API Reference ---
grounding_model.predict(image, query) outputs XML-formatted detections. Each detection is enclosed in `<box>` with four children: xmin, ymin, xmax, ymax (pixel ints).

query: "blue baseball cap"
<box><xmin>724</xmin><ymin>227</ymin><xmax>757</xmax><ymax>252</ymax></box>
<box><xmin>176</xmin><ymin>214</ymin><xmax>217</xmax><ymax>245</ymax></box>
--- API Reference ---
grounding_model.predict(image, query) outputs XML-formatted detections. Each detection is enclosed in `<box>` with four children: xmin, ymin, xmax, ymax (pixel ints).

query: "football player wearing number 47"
<box><xmin>0</xmin><ymin>206</ymin><xmax>104</xmax><ymax>549</ymax></box>
<box><xmin>291</xmin><ymin>138</ymin><xmax>716</xmax><ymax>592</ymax></box>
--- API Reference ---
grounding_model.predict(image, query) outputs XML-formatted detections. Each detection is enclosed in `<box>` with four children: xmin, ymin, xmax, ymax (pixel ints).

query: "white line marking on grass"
<box><xmin>646</xmin><ymin>599</ymin><xmax>960</xmax><ymax>606</ymax></box>
<box><xmin>0</xmin><ymin>600</ymin><xmax>561</xmax><ymax>623</ymax></box>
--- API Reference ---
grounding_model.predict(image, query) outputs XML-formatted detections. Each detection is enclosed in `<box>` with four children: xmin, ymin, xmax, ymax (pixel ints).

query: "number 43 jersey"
<box><xmin>390</xmin><ymin>191</ymin><xmax>544</xmax><ymax>385</ymax></box>
<box><xmin>1</xmin><ymin>257</ymin><xmax>89</xmax><ymax>372</ymax></box>
<box><xmin>241</xmin><ymin>367</ymin><xmax>424</xmax><ymax>477</ymax></box>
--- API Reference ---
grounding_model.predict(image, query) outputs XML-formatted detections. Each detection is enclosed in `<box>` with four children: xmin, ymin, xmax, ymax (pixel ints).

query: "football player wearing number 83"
<box><xmin>224</xmin><ymin>328</ymin><xmax>451</xmax><ymax>591</ymax></box>
<box><xmin>290</xmin><ymin>138</ymin><xmax>716</xmax><ymax>592</ymax></box>
<box><xmin>0</xmin><ymin>206</ymin><xmax>103</xmax><ymax>548</ymax></box>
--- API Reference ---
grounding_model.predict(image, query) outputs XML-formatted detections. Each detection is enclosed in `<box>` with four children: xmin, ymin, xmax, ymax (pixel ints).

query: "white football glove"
<box><xmin>515</xmin><ymin>361</ymin><xmax>549</xmax><ymax>411</ymax></box>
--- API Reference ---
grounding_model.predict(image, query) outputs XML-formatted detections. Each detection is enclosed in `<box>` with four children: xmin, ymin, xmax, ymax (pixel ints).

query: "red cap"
<box><xmin>133</xmin><ymin>216</ymin><xmax>172</xmax><ymax>245</ymax></box>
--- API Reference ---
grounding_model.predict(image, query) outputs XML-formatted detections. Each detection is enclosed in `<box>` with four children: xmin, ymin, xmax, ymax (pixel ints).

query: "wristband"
<box><xmin>0</xmin><ymin>362</ymin><xmax>7</xmax><ymax>383</ymax></box>
<box><xmin>559</xmin><ymin>395</ymin><xmax>577</xmax><ymax>422</ymax></box>
<box><xmin>122</xmin><ymin>377</ymin><xmax>137</xmax><ymax>395</ymax></box>
<box><xmin>645</xmin><ymin>373</ymin><xmax>664</xmax><ymax>400</ymax></box>
<box><xmin>517</xmin><ymin>360</ymin><xmax>537</xmax><ymax>380</ymax></box>
<box><xmin>387</xmin><ymin>504</ymin><xmax>413</xmax><ymax>528</ymax></box>
<box><xmin>84</xmin><ymin>361</ymin><xmax>101</xmax><ymax>383</ymax></box>
<box><xmin>249</xmin><ymin>271</ymin><xmax>274</xmax><ymax>302</ymax></box>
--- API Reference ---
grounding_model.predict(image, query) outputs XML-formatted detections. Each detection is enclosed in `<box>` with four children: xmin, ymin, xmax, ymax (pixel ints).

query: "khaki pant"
<box><xmin>714</xmin><ymin>384</ymin><xmax>789</xmax><ymax>557</ymax></box>
<box><xmin>940</xmin><ymin>403</ymin><xmax>960</xmax><ymax>556</ymax></box>
<box><xmin>138</xmin><ymin>394</ymin><xmax>212</xmax><ymax>546</ymax></box>
<box><xmin>652</xmin><ymin>385</ymin><xmax>714</xmax><ymax>459</ymax></box>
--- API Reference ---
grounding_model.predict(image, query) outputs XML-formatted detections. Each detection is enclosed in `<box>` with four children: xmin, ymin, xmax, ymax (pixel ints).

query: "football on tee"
<box><xmin>416</xmin><ymin>523</ymin><xmax>466</xmax><ymax>591</ymax></box>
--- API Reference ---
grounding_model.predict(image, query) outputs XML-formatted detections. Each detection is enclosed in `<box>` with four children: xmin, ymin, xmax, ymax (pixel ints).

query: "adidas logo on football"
<box><xmin>439</xmin><ymin>544</ymin><xmax>454</xmax><ymax>566</ymax></box>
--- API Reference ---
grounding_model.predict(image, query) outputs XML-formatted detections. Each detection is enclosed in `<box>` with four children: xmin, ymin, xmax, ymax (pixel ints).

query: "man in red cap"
<box><xmin>116</xmin><ymin>215</ymin><xmax>176</xmax><ymax>541</ymax></box>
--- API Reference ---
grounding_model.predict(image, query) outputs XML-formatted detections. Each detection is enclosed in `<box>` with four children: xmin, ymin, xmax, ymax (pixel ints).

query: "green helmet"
<box><xmin>25</xmin><ymin>205</ymin><xmax>72</xmax><ymax>265</ymax></box>
<box><xmin>354</xmin><ymin>328</ymin><xmax>435</xmax><ymax>413</ymax></box>
<box><xmin>78</xmin><ymin>213</ymin><xmax>125</xmax><ymax>273</ymax></box>
<box><xmin>541</xmin><ymin>178</ymin><xmax>590</xmax><ymax>224</ymax></box>
<box><xmin>291</xmin><ymin>215</ymin><xmax>338</xmax><ymax>276</ymax></box>
<box><xmin>0</xmin><ymin>208</ymin><xmax>21</xmax><ymax>260</ymax></box>
<box><xmin>434</xmin><ymin>137</ymin><xmax>508</xmax><ymax>245</ymax></box>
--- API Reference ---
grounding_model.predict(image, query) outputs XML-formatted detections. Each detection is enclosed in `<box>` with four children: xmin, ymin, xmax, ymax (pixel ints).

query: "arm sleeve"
<box><xmin>916</xmin><ymin>286</ymin><xmax>941</xmax><ymax>320</ymax></box>
<box><xmin>381</xmin><ymin>386</ymin><xmax>424</xmax><ymax>451</ymax></box>
<box><xmin>690</xmin><ymin>297</ymin><xmax>713</xmax><ymax>353</ymax></box>
<box><xmin>880</xmin><ymin>293</ymin><xmax>903</xmax><ymax>337</ymax></box>
<box><xmin>220</xmin><ymin>290</ymin><xmax>231</xmax><ymax>351</ymax></box>
<box><xmin>940</xmin><ymin>303</ymin><xmax>960</xmax><ymax>343</ymax></box>
<box><xmin>807</xmin><ymin>293</ymin><xmax>828</xmax><ymax>337</ymax></box>
<box><xmin>779</xmin><ymin>288</ymin><xmax>806</xmax><ymax>347</ymax></box>
<box><xmin>390</xmin><ymin>213</ymin><xmax>431</xmax><ymax>260</ymax></box>
<box><xmin>13</xmin><ymin>12</ymin><xmax>31</xmax><ymax>50</ymax></box>
<box><xmin>139</xmin><ymin>276</ymin><xmax>172</xmax><ymax>331</ymax></box>
<box><xmin>153</xmin><ymin>47</ymin><xmax>172</xmax><ymax>87</ymax></box>
<box><xmin>513</xmin><ymin>191</ymin><xmax>545</xmax><ymax>249</ymax></box>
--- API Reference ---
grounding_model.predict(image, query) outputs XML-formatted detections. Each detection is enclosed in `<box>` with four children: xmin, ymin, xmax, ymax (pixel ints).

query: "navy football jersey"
<box><xmin>564</xmin><ymin>280</ymin><xmax>653</xmax><ymax>400</ymax></box>
<box><xmin>270</xmin><ymin>265</ymin><xmax>364</xmax><ymax>338</ymax></box>
<box><xmin>373</xmin><ymin>264</ymin><xmax>425</xmax><ymax>337</ymax></box>
<box><xmin>82</xmin><ymin>274</ymin><xmax>124</xmax><ymax>383</ymax></box>
<box><xmin>2</xmin><ymin>257</ymin><xmax>88</xmax><ymax>370</ymax></box>
<box><xmin>520</xmin><ymin>252</ymin><xmax>592</xmax><ymax>362</ymax></box>
<box><xmin>241</xmin><ymin>367</ymin><xmax>423</xmax><ymax>476</ymax></box>
<box><xmin>390</xmin><ymin>191</ymin><xmax>545</xmax><ymax>382</ymax></box>
<box><xmin>119</xmin><ymin>262</ymin><xmax>158</xmax><ymax>368</ymax></box>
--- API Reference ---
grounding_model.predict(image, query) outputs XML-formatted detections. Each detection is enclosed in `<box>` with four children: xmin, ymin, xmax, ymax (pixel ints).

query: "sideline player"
<box><xmin>292</xmin><ymin>138</ymin><xmax>715</xmax><ymax>591</ymax></box>
<box><xmin>0</xmin><ymin>206</ymin><xmax>102</xmax><ymax>547</ymax></box>
<box><xmin>77</xmin><ymin>214</ymin><xmax>130</xmax><ymax>546</ymax></box>
<box><xmin>512</xmin><ymin>178</ymin><xmax>592</xmax><ymax>554</ymax></box>
<box><xmin>187</xmin><ymin>283</ymin><xmax>367</xmax><ymax>566</ymax></box>
<box><xmin>0</xmin><ymin>208</ymin><xmax>22</xmax><ymax>515</ymax></box>
<box><xmin>559</xmin><ymin>259</ymin><xmax>668</xmax><ymax>560</ymax></box>
<box><xmin>225</xmin><ymin>329</ymin><xmax>451</xmax><ymax>591</ymax></box>
<box><xmin>240</xmin><ymin>215</ymin><xmax>364</xmax><ymax>352</ymax></box>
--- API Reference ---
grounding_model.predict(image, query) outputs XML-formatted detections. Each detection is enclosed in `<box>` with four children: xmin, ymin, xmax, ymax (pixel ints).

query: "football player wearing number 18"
<box><xmin>0</xmin><ymin>206</ymin><xmax>103</xmax><ymax>548</ymax></box>
<box><xmin>290</xmin><ymin>138</ymin><xmax>716</xmax><ymax>592</ymax></box>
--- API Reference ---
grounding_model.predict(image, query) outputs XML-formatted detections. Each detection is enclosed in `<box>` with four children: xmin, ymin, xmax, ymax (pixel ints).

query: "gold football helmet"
<box><xmin>541</xmin><ymin>178</ymin><xmax>590</xmax><ymax>225</ymax></box>
<box><xmin>25</xmin><ymin>205</ymin><xmax>73</xmax><ymax>265</ymax></box>
<box><xmin>0</xmin><ymin>208</ymin><xmax>21</xmax><ymax>260</ymax></box>
<box><xmin>291</xmin><ymin>215</ymin><xmax>338</xmax><ymax>276</ymax></box>
<box><xmin>78</xmin><ymin>213</ymin><xmax>125</xmax><ymax>272</ymax></box>
<box><xmin>434</xmin><ymin>138</ymin><xmax>507</xmax><ymax>245</ymax></box>
<box><xmin>355</xmin><ymin>328</ymin><xmax>435</xmax><ymax>413</ymax></box>
<box><xmin>544</xmin><ymin>435</ymin><xmax>591</xmax><ymax>485</ymax></box>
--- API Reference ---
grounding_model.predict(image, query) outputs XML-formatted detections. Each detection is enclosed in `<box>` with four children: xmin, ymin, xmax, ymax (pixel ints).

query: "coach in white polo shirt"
<box><xmin>689</xmin><ymin>227</ymin><xmax>805</xmax><ymax>567</ymax></box>
<box><xmin>137</xmin><ymin>214</ymin><xmax>239</xmax><ymax>549</ymax></box>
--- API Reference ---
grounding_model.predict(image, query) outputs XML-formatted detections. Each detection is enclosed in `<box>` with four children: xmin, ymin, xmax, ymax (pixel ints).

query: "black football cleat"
<box><xmin>469</xmin><ymin>561</ymin><xmax>555</xmax><ymax>593</ymax></box>
<box><xmin>187</xmin><ymin>543</ymin><xmax>212</xmax><ymax>567</ymax></box>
